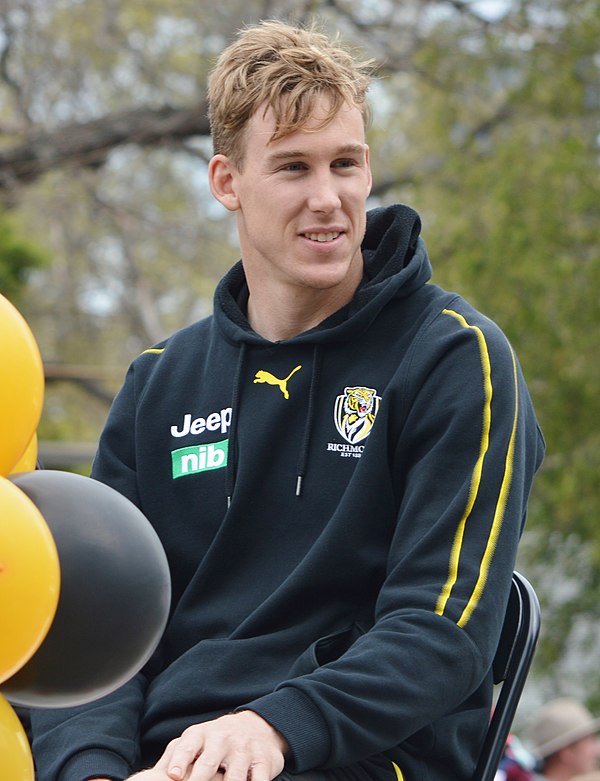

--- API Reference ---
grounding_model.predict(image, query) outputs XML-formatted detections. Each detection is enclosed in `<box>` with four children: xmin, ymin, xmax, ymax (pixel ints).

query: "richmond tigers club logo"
<box><xmin>334</xmin><ymin>386</ymin><xmax>381</xmax><ymax>444</ymax></box>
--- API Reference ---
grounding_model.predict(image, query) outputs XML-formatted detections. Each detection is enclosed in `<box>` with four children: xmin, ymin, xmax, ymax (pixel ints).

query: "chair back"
<box><xmin>472</xmin><ymin>571</ymin><xmax>541</xmax><ymax>781</ymax></box>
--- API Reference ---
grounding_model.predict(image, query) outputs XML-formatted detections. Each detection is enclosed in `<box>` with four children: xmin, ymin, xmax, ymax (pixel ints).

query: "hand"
<box><xmin>147</xmin><ymin>711</ymin><xmax>288</xmax><ymax>781</ymax></box>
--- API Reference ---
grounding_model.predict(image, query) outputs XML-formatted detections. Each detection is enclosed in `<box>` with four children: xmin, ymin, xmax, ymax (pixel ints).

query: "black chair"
<box><xmin>472</xmin><ymin>571</ymin><xmax>541</xmax><ymax>781</ymax></box>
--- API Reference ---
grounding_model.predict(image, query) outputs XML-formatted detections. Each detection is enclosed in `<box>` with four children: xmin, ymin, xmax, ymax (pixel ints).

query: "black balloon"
<box><xmin>3</xmin><ymin>470</ymin><xmax>171</xmax><ymax>708</ymax></box>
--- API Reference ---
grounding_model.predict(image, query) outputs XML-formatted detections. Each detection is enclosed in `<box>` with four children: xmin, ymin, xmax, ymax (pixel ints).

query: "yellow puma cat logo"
<box><xmin>253</xmin><ymin>365</ymin><xmax>302</xmax><ymax>399</ymax></box>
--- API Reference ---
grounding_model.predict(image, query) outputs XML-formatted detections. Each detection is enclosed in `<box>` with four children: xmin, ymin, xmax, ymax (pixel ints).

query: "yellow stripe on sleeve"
<box><xmin>141</xmin><ymin>348</ymin><xmax>165</xmax><ymax>355</ymax></box>
<box><xmin>392</xmin><ymin>762</ymin><xmax>404</xmax><ymax>781</ymax></box>
<box><xmin>457</xmin><ymin>348</ymin><xmax>519</xmax><ymax>627</ymax></box>
<box><xmin>435</xmin><ymin>309</ymin><xmax>493</xmax><ymax>621</ymax></box>
<box><xmin>436</xmin><ymin>309</ymin><xmax>519</xmax><ymax>627</ymax></box>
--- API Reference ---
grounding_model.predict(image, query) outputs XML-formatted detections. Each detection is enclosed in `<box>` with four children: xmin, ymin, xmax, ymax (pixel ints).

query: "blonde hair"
<box><xmin>207</xmin><ymin>20</ymin><xmax>374</xmax><ymax>168</ymax></box>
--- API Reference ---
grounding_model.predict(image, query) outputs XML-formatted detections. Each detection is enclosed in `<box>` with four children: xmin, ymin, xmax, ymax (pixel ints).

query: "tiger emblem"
<box><xmin>334</xmin><ymin>386</ymin><xmax>381</xmax><ymax>444</ymax></box>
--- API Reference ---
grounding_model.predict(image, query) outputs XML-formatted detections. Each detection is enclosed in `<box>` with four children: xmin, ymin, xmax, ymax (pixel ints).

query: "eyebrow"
<box><xmin>265</xmin><ymin>143</ymin><xmax>367</xmax><ymax>165</ymax></box>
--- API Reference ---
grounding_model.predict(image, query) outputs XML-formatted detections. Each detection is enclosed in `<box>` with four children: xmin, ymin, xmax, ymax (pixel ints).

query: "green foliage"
<box><xmin>371</xmin><ymin>0</ymin><xmax>600</xmax><ymax>702</ymax></box>
<box><xmin>1</xmin><ymin>0</ymin><xmax>599</xmax><ymax>704</ymax></box>
<box><xmin>0</xmin><ymin>214</ymin><xmax>48</xmax><ymax>303</ymax></box>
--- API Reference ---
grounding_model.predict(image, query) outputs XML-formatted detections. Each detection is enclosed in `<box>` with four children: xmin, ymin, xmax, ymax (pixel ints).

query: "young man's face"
<box><xmin>210</xmin><ymin>95</ymin><xmax>372</xmax><ymax>303</ymax></box>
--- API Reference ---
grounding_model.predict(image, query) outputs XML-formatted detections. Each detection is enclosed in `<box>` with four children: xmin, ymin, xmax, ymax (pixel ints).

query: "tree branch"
<box><xmin>0</xmin><ymin>101</ymin><xmax>209</xmax><ymax>192</ymax></box>
<box><xmin>0</xmin><ymin>15</ymin><xmax>32</xmax><ymax>125</ymax></box>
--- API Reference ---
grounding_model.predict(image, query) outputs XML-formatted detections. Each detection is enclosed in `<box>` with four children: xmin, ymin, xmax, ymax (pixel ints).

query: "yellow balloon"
<box><xmin>0</xmin><ymin>476</ymin><xmax>60</xmax><ymax>684</ymax></box>
<box><xmin>9</xmin><ymin>433</ymin><xmax>38</xmax><ymax>474</ymax></box>
<box><xmin>0</xmin><ymin>693</ymin><xmax>34</xmax><ymax>780</ymax></box>
<box><xmin>0</xmin><ymin>294</ymin><xmax>44</xmax><ymax>476</ymax></box>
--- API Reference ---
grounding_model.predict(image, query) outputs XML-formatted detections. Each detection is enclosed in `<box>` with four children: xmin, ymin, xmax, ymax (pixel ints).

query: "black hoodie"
<box><xmin>31</xmin><ymin>204</ymin><xmax>545</xmax><ymax>781</ymax></box>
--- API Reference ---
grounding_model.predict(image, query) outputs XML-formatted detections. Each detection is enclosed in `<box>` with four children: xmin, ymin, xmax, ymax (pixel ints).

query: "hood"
<box><xmin>212</xmin><ymin>204</ymin><xmax>432</xmax><ymax>501</ymax></box>
<box><xmin>214</xmin><ymin>203</ymin><xmax>432</xmax><ymax>346</ymax></box>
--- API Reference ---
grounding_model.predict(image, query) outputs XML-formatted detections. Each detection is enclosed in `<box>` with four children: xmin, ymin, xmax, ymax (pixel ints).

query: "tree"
<box><xmin>400</xmin><ymin>0</ymin><xmax>600</xmax><ymax>708</ymax></box>
<box><xmin>0</xmin><ymin>211</ymin><xmax>46</xmax><ymax>302</ymax></box>
<box><xmin>1</xmin><ymin>0</ymin><xmax>599</xmax><ymax>705</ymax></box>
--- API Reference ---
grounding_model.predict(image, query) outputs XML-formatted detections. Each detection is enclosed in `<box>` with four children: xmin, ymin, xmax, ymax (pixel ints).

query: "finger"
<box><xmin>166</xmin><ymin>742</ymin><xmax>204</xmax><ymax>781</ymax></box>
<box><xmin>153</xmin><ymin>738</ymin><xmax>182</xmax><ymax>770</ymax></box>
<box><xmin>213</xmin><ymin>751</ymin><xmax>252</xmax><ymax>781</ymax></box>
<box><xmin>247</xmin><ymin>760</ymin><xmax>275</xmax><ymax>781</ymax></box>
<box><xmin>126</xmin><ymin>771</ymin><xmax>173</xmax><ymax>781</ymax></box>
<box><xmin>220</xmin><ymin>752</ymin><xmax>281</xmax><ymax>781</ymax></box>
<box><xmin>185</xmin><ymin>749</ymin><xmax>228</xmax><ymax>781</ymax></box>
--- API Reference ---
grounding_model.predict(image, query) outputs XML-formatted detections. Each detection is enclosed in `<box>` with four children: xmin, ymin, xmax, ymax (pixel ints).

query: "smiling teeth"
<box><xmin>306</xmin><ymin>231</ymin><xmax>340</xmax><ymax>242</ymax></box>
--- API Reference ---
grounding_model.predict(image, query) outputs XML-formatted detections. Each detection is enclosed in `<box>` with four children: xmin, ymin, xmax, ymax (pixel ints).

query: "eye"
<box><xmin>281</xmin><ymin>162</ymin><xmax>306</xmax><ymax>172</ymax></box>
<box><xmin>333</xmin><ymin>158</ymin><xmax>357</xmax><ymax>169</ymax></box>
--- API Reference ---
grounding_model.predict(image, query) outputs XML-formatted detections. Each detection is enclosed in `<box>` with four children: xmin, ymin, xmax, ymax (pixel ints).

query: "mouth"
<box><xmin>302</xmin><ymin>231</ymin><xmax>342</xmax><ymax>243</ymax></box>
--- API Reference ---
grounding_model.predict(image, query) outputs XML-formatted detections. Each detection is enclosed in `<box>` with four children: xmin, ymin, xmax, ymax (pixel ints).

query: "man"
<box><xmin>528</xmin><ymin>699</ymin><xmax>600</xmax><ymax>781</ymax></box>
<box><xmin>31</xmin><ymin>19</ymin><xmax>545</xmax><ymax>781</ymax></box>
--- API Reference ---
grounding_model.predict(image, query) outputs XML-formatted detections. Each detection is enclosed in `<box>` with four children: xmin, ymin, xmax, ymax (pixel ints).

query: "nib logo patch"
<box><xmin>172</xmin><ymin>439</ymin><xmax>228</xmax><ymax>479</ymax></box>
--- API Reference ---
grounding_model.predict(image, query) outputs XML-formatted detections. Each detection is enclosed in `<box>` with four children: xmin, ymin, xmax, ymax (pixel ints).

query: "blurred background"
<box><xmin>0</xmin><ymin>0</ymin><xmax>598</xmax><ymax>731</ymax></box>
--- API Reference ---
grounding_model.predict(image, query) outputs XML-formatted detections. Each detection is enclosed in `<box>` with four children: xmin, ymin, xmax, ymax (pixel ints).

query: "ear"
<box><xmin>364</xmin><ymin>144</ymin><xmax>373</xmax><ymax>197</ymax></box>
<box><xmin>208</xmin><ymin>154</ymin><xmax>240</xmax><ymax>211</ymax></box>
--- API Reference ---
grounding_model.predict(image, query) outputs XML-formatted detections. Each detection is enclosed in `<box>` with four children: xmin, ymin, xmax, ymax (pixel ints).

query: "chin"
<box><xmin>299</xmin><ymin>272</ymin><xmax>356</xmax><ymax>294</ymax></box>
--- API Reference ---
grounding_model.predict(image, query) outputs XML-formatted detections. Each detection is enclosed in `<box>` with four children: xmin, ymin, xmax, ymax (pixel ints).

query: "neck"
<box><xmin>245</xmin><ymin>258</ymin><xmax>363</xmax><ymax>342</ymax></box>
<box><xmin>248</xmin><ymin>291</ymin><xmax>342</xmax><ymax>342</ymax></box>
<box><xmin>246</xmin><ymin>278</ymin><xmax>360</xmax><ymax>341</ymax></box>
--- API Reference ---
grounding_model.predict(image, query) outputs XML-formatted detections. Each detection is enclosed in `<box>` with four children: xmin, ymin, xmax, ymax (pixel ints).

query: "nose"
<box><xmin>307</xmin><ymin>170</ymin><xmax>342</xmax><ymax>213</ymax></box>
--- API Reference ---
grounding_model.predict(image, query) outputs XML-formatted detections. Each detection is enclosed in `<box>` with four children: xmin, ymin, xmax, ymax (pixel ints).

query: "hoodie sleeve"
<box><xmin>30</xmin><ymin>679</ymin><xmax>145</xmax><ymax>781</ymax></box>
<box><xmin>243</xmin><ymin>300</ymin><xmax>545</xmax><ymax>772</ymax></box>
<box><xmin>31</xmin><ymin>365</ymin><xmax>147</xmax><ymax>781</ymax></box>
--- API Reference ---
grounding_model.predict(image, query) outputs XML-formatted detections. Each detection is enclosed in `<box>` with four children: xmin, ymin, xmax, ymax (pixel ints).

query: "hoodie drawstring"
<box><xmin>226</xmin><ymin>343</ymin><xmax>321</xmax><ymax>507</ymax></box>
<box><xmin>295</xmin><ymin>345</ymin><xmax>321</xmax><ymax>497</ymax></box>
<box><xmin>226</xmin><ymin>342</ymin><xmax>246</xmax><ymax>509</ymax></box>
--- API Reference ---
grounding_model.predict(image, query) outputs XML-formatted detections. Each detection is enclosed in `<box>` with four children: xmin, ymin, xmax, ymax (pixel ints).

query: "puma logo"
<box><xmin>253</xmin><ymin>365</ymin><xmax>302</xmax><ymax>399</ymax></box>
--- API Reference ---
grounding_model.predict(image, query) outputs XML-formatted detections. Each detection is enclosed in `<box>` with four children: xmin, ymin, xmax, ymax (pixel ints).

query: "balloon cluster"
<box><xmin>0</xmin><ymin>294</ymin><xmax>171</xmax><ymax>778</ymax></box>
